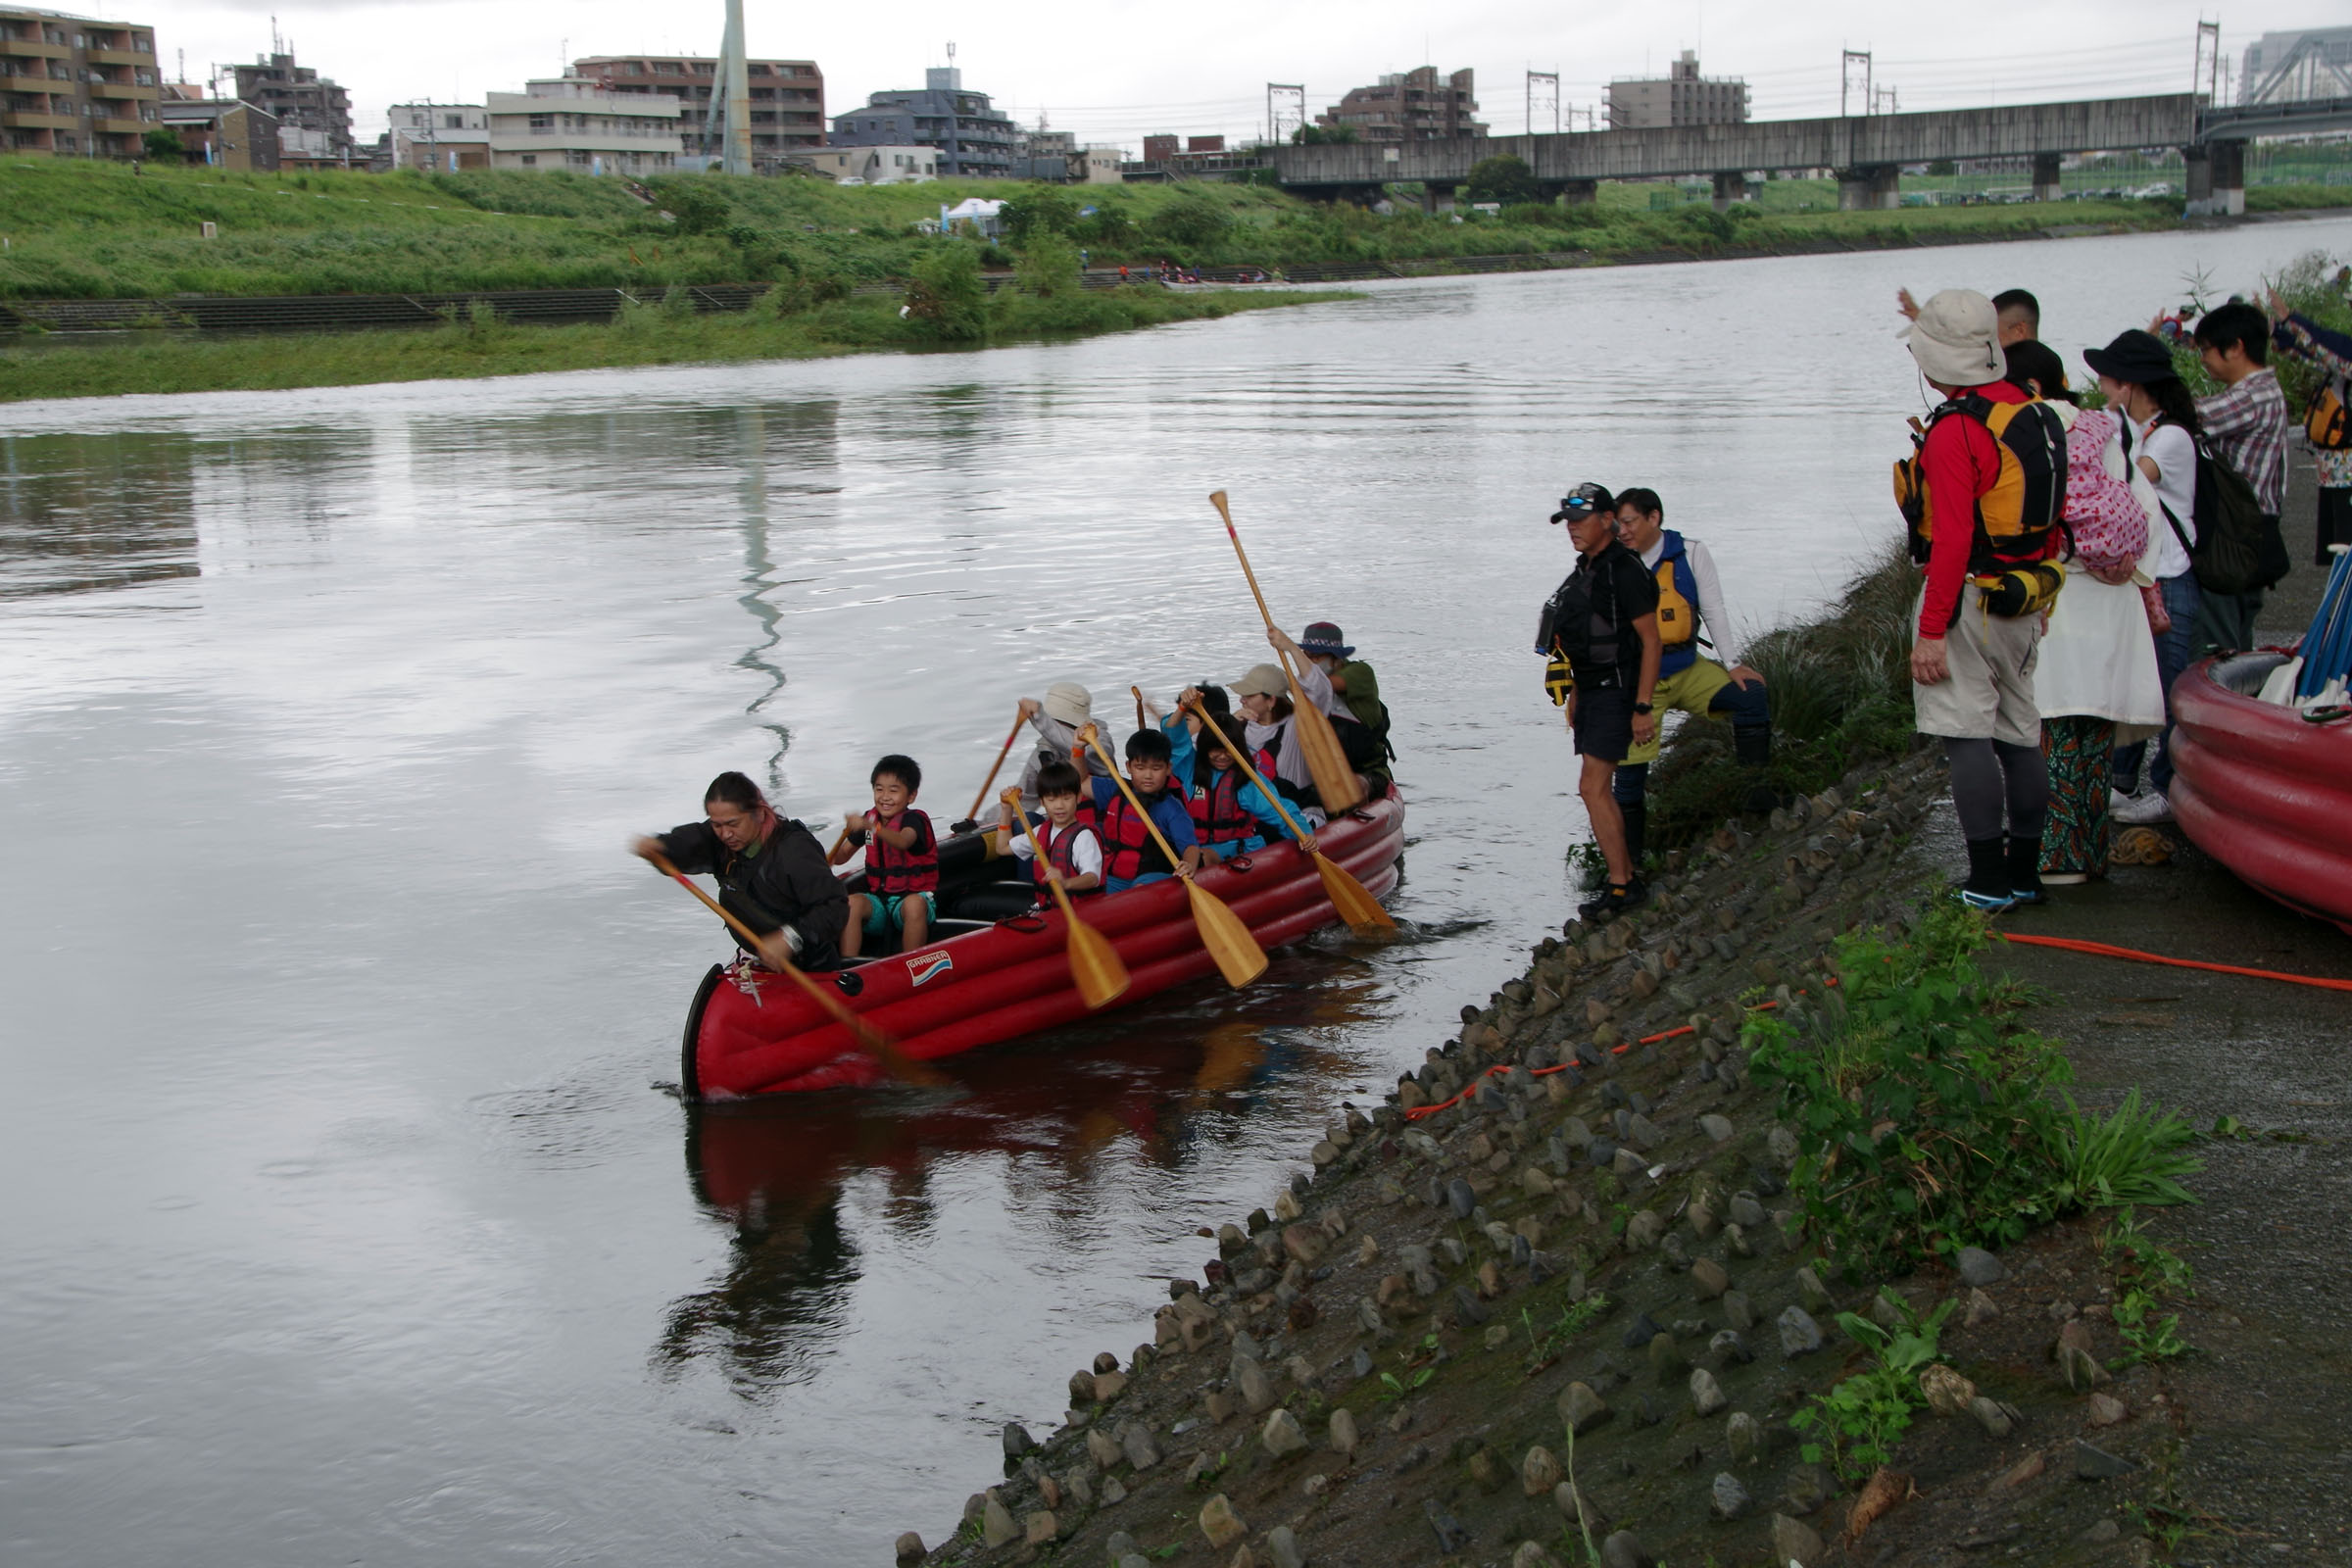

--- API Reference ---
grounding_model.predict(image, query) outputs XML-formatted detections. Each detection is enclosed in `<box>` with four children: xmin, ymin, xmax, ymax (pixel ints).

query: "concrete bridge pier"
<box><xmin>2183</xmin><ymin>141</ymin><xmax>2244</xmax><ymax>218</ymax></box>
<box><xmin>1561</xmin><ymin>178</ymin><xmax>1599</xmax><ymax>207</ymax></box>
<box><xmin>2033</xmin><ymin>153</ymin><xmax>2064</xmax><ymax>204</ymax></box>
<box><xmin>1710</xmin><ymin>171</ymin><xmax>1750</xmax><ymax>213</ymax></box>
<box><xmin>1418</xmin><ymin>181</ymin><xmax>1459</xmax><ymax>217</ymax></box>
<box><xmin>1837</xmin><ymin>165</ymin><xmax>1902</xmax><ymax>211</ymax></box>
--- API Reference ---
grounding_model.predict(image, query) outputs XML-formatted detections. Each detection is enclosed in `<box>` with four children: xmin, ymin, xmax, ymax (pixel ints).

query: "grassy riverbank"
<box><xmin>6</xmin><ymin>158</ymin><xmax>2345</xmax><ymax>304</ymax></box>
<box><xmin>0</xmin><ymin>281</ymin><xmax>1338</xmax><ymax>402</ymax></box>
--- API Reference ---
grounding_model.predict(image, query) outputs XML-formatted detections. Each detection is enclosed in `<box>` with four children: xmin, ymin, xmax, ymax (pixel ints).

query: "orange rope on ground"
<box><xmin>1403</xmin><ymin>1000</ymin><xmax>1788</xmax><ymax>1122</ymax></box>
<box><xmin>1994</xmin><ymin>930</ymin><xmax>2352</xmax><ymax>993</ymax></box>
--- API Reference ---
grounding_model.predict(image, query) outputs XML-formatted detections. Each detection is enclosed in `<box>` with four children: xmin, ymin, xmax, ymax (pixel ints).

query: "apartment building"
<box><xmin>1606</xmin><ymin>51</ymin><xmax>1748</xmax><ymax>130</ymax></box>
<box><xmin>231</xmin><ymin>48</ymin><xmax>354</xmax><ymax>165</ymax></box>
<box><xmin>570</xmin><ymin>54</ymin><xmax>822</xmax><ymax>169</ymax></box>
<box><xmin>0</xmin><ymin>7</ymin><xmax>160</xmax><ymax>158</ymax></box>
<box><xmin>1316</xmin><ymin>67</ymin><xmax>1485</xmax><ymax>144</ymax></box>
<box><xmin>832</xmin><ymin>66</ymin><xmax>1014</xmax><ymax>179</ymax></box>
<box><xmin>800</xmin><ymin>143</ymin><xmax>935</xmax><ymax>183</ymax></box>
<box><xmin>158</xmin><ymin>90</ymin><xmax>278</xmax><ymax>171</ymax></box>
<box><xmin>484</xmin><ymin>76</ymin><xmax>681</xmax><ymax>174</ymax></box>
<box><xmin>389</xmin><ymin>101</ymin><xmax>489</xmax><ymax>172</ymax></box>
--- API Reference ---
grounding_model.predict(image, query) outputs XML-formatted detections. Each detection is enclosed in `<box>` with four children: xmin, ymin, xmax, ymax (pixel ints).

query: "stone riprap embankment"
<box><xmin>902</xmin><ymin>748</ymin><xmax>2181</xmax><ymax>1568</ymax></box>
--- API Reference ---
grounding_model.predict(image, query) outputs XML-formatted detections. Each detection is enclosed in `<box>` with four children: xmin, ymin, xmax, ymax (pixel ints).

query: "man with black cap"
<box><xmin>1539</xmin><ymin>482</ymin><xmax>1662</xmax><ymax>919</ymax></box>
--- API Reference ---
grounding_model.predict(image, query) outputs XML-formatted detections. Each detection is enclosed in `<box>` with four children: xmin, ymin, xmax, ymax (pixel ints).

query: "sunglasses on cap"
<box><xmin>1549</xmin><ymin>482</ymin><xmax>1610</xmax><ymax>523</ymax></box>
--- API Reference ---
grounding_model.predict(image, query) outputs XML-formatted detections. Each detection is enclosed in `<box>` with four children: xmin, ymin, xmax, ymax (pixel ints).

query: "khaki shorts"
<box><xmin>1623</xmin><ymin>659</ymin><xmax>1737</xmax><ymax>765</ymax></box>
<box><xmin>1912</xmin><ymin>583</ymin><xmax>2043</xmax><ymax>747</ymax></box>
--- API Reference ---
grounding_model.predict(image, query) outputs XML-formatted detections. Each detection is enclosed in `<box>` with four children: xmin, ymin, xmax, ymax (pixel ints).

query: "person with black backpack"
<box><xmin>2190</xmin><ymin>302</ymin><xmax>2291</xmax><ymax>656</ymax></box>
<box><xmin>2087</xmin><ymin>330</ymin><xmax>2202</xmax><ymax>827</ymax></box>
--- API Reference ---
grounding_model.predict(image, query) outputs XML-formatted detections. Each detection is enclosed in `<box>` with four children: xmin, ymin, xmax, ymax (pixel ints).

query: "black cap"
<box><xmin>1550</xmin><ymin>481</ymin><xmax>1615</xmax><ymax>524</ymax></box>
<box><xmin>2082</xmin><ymin>329</ymin><xmax>2177</xmax><ymax>386</ymax></box>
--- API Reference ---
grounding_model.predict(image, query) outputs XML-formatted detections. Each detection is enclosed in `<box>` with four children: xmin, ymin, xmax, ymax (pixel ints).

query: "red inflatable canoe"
<box><xmin>679</xmin><ymin>792</ymin><xmax>1406</xmax><ymax>1097</ymax></box>
<box><xmin>2169</xmin><ymin>652</ymin><xmax>2352</xmax><ymax>935</ymax></box>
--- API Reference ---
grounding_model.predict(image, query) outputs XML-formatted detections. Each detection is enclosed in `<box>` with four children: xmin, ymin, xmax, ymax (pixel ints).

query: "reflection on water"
<box><xmin>662</xmin><ymin>955</ymin><xmax>1383</xmax><ymax>1404</ymax></box>
<box><xmin>0</xmin><ymin>430</ymin><xmax>199</xmax><ymax>599</ymax></box>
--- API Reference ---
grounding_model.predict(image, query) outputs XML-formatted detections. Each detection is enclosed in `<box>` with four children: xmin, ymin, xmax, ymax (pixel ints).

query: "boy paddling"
<box><xmin>995</xmin><ymin>759</ymin><xmax>1105</xmax><ymax>905</ymax></box>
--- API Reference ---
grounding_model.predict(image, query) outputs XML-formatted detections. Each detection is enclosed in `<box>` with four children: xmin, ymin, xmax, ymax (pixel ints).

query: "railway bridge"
<box><xmin>1271</xmin><ymin>92</ymin><xmax>2352</xmax><ymax>217</ymax></box>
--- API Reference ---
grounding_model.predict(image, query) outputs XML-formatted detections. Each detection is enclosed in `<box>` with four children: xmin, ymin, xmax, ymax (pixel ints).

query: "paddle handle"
<box><xmin>964</xmin><ymin>709</ymin><xmax>1027</xmax><ymax>821</ymax></box>
<box><xmin>1132</xmin><ymin>684</ymin><xmax>1147</xmax><ymax>733</ymax></box>
<box><xmin>1209</xmin><ymin>490</ymin><xmax>1280</xmax><ymax>635</ymax></box>
<box><xmin>1080</xmin><ymin>726</ymin><xmax>1189</xmax><ymax>872</ymax></box>
<box><xmin>1181</xmin><ymin>696</ymin><xmax>1311</xmax><ymax>847</ymax></box>
<box><xmin>1001</xmin><ymin>788</ymin><xmax>1082</xmax><ymax>923</ymax></box>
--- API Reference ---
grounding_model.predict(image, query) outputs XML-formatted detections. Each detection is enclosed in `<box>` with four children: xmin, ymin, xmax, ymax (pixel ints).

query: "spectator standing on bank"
<box><xmin>2005</xmin><ymin>340</ymin><xmax>2166</xmax><ymax>883</ymax></box>
<box><xmin>2188</xmin><ymin>302</ymin><xmax>2290</xmax><ymax>654</ymax></box>
<box><xmin>2088</xmin><ymin>330</ymin><xmax>2202</xmax><ymax>826</ymax></box>
<box><xmin>2266</xmin><ymin>287</ymin><xmax>2352</xmax><ymax>565</ymax></box>
<box><xmin>1900</xmin><ymin>290</ymin><xmax>2066</xmax><ymax>910</ymax></box>
<box><xmin>1537</xmin><ymin>482</ymin><xmax>1661</xmax><ymax>920</ymax></box>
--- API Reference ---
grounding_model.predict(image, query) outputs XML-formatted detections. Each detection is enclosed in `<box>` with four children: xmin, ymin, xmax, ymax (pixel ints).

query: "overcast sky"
<box><xmin>155</xmin><ymin>1</ymin><xmax>2339</xmax><ymax>148</ymax></box>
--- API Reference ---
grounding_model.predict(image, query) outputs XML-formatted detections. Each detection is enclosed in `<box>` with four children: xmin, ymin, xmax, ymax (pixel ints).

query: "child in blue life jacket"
<box><xmin>829</xmin><ymin>753</ymin><xmax>937</xmax><ymax>956</ymax></box>
<box><xmin>993</xmin><ymin>759</ymin><xmax>1104</xmax><ymax>906</ymax></box>
<box><xmin>1082</xmin><ymin>723</ymin><xmax>1203</xmax><ymax>894</ymax></box>
<box><xmin>1164</xmin><ymin>689</ymin><xmax>1316</xmax><ymax>862</ymax></box>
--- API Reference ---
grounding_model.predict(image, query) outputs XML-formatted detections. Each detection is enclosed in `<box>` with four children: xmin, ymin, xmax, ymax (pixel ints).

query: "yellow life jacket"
<box><xmin>1893</xmin><ymin>392</ymin><xmax>2069</xmax><ymax>572</ymax></box>
<box><xmin>1652</xmin><ymin>556</ymin><xmax>1695</xmax><ymax>649</ymax></box>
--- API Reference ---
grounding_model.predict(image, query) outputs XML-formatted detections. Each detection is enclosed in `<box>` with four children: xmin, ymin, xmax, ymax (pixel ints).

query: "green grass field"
<box><xmin>0</xmin><ymin>280</ymin><xmax>1341</xmax><ymax>403</ymax></box>
<box><xmin>9</xmin><ymin>157</ymin><xmax>2341</xmax><ymax>305</ymax></box>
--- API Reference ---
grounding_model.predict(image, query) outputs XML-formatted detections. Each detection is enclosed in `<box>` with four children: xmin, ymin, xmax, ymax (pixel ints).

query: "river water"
<box><xmin>5</xmin><ymin>217</ymin><xmax>2345</xmax><ymax>1566</ymax></box>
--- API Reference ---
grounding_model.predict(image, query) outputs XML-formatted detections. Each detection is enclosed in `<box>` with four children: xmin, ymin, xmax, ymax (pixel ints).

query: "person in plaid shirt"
<box><xmin>2268</xmin><ymin>287</ymin><xmax>2352</xmax><ymax>567</ymax></box>
<box><xmin>2190</xmin><ymin>302</ymin><xmax>2289</xmax><ymax>654</ymax></box>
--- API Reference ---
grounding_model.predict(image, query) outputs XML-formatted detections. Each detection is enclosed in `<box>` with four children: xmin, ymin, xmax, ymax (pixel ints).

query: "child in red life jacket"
<box><xmin>993</xmin><ymin>758</ymin><xmax>1104</xmax><ymax>906</ymax></box>
<box><xmin>1167</xmin><ymin>693</ymin><xmax>1314</xmax><ymax>862</ymax></box>
<box><xmin>830</xmin><ymin>753</ymin><xmax>938</xmax><ymax>956</ymax></box>
<box><xmin>1085</xmin><ymin>725</ymin><xmax>1203</xmax><ymax>894</ymax></box>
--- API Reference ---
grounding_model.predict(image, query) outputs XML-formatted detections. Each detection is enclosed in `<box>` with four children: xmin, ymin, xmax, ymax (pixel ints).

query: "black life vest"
<box><xmin>1189</xmin><ymin>765</ymin><xmax>1257</xmax><ymax>846</ymax></box>
<box><xmin>1101</xmin><ymin>789</ymin><xmax>1177</xmax><ymax>883</ymax></box>
<box><xmin>1028</xmin><ymin>819</ymin><xmax>1102</xmax><ymax>902</ymax></box>
<box><xmin>1543</xmin><ymin>542</ymin><xmax>1642</xmax><ymax>687</ymax></box>
<box><xmin>861</xmin><ymin>808</ymin><xmax>938</xmax><ymax>896</ymax></box>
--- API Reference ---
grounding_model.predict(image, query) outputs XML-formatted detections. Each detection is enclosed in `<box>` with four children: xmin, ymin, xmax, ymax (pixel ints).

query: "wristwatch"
<box><xmin>1633</xmin><ymin>702</ymin><xmax>1653</xmax><ymax>714</ymax></box>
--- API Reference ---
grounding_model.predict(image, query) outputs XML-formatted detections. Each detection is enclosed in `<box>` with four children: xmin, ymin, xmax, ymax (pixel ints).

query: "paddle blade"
<box><xmin>1313</xmin><ymin>850</ymin><xmax>1396</xmax><ymax>936</ymax></box>
<box><xmin>1284</xmin><ymin>671</ymin><xmax>1365</xmax><ymax>814</ymax></box>
<box><xmin>1185</xmin><ymin>879</ymin><xmax>1269</xmax><ymax>989</ymax></box>
<box><xmin>1064</xmin><ymin>911</ymin><xmax>1132</xmax><ymax>1010</ymax></box>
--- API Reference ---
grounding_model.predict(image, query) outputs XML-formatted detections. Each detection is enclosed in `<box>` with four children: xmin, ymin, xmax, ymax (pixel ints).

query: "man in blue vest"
<box><xmin>1609</xmin><ymin>488</ymin><xmax>1775</xmax><ymax>866</ymax></box>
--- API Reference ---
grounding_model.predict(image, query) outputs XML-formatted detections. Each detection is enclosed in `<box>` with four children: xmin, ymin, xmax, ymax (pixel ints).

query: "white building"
<box><xmin>389</xmin><ymin>102</ymin><xmax>490</xmax><ymax>172</ymax></box>
<box><xmin>484</xmin><ymin>77</ymin><xmax>681</xmax><ymax>173</ymax></box>
<box><xmin>800</xmin><ymin>144</ymin><xmax>937</xmax><ymax>183</ymax></box>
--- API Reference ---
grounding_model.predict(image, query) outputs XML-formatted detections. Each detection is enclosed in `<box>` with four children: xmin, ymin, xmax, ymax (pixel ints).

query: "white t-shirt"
<box><xmin>1009</xmin><ymin>820</ymin><xmax>1103</xmax><ymax>880</ymax></box>
<box><xmin>2123</xmin><ymin>413</ymin><xmax>2197</xmax><ymax>582</ymax></box>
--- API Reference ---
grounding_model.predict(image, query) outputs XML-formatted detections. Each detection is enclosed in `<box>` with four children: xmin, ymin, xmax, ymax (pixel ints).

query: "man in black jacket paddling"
<box><xmin>633</xmin><ymin>771</ymin><xmax>849</xmax><ymax>969</ymax></box>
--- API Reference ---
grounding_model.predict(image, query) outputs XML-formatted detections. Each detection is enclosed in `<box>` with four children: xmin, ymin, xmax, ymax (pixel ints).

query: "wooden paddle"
<box><xmin>1182</xmin><ymin>696</ymin><xmax>1396</xmax><ymax>937</ymax></box>
<box><xmin>647</xmin><ymin>851</ymin><xmax>948</xmax><ymax>1088</ymax></box>
<box><xmin>963</xmin><ymin>708</ymin><xmax>1028</xmax><ymax>823</ymax></box>
<box><xmin>1079</xmin><ymin>724</ymin><xmax>1268</xmax><ymax>989</ymax></box>
<box><xmin>1000</xmin><ymin>787</ymin><xmax>1130</xmax><ymax>1009</ymax></box>
<box><xmin>1207</xmin><ymin>490</ymin><xmax>1364</xmax><ymax>814</ymax></box>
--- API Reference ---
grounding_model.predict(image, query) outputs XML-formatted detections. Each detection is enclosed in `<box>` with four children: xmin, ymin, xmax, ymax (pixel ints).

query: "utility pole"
<box><xmin>1840</xmin><ymin>49</ymin><xmax>1872</xmax><ymax>118</ymax></box>
<box><xmin>711</xmin><ymin>0</ymin><xmax>753</xmax><ymax>173</ymax></box>
<box><xmin>2193</xmin><ymin>19</ymin><xmax>2222</xmax><ymax>102</ymax></box>
<box><xmin>1265</xmin><ymin>82</ymin><xmax>1303</xmax><ymax>145</ymax></box>
<box><xmin>1525</xmin><ymin>70</ymin><xmax>1559</xmax><ymax>136</ymax></box>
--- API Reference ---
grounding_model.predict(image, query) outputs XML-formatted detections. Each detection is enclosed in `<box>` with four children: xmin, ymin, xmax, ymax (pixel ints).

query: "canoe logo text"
<box><xmin>905</xmin><ymin>951</ymin><xmax>954</xmax><ymax>987</ymax></box>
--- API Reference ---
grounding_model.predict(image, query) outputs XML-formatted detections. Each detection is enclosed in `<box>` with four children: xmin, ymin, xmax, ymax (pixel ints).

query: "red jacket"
<box><xmin>1917</xmin><ymin>379</ymin><xmax>2030</xmax><ymax>639</ymax></box>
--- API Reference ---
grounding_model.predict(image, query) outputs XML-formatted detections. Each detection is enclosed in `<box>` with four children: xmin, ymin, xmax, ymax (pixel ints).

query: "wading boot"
<box><xmin>1579</xmin><ymin>879</ymin><xmax>1650</xmax><ymax>923</ymax></box>
<box><xmin>2006</xmin><ymin>835</ymin><xmax>2047</xmax><ymax>906</ymax></box>
<box><xmin>1955</xmin><ymin>837</ymin><xmax>2016</xmax><ymax>912</ymax></box>
<box><xmin>1734</xmin><ymin>724</ymin><xmax>1777</xmax><ymax>813</ymax></box>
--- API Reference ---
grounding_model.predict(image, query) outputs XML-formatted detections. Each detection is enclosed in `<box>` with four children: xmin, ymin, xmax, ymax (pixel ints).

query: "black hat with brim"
<box><xmin>2082</xmin><ymin>329</ymin><xmax>2177</xmax><ymax>386</ymax></box>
